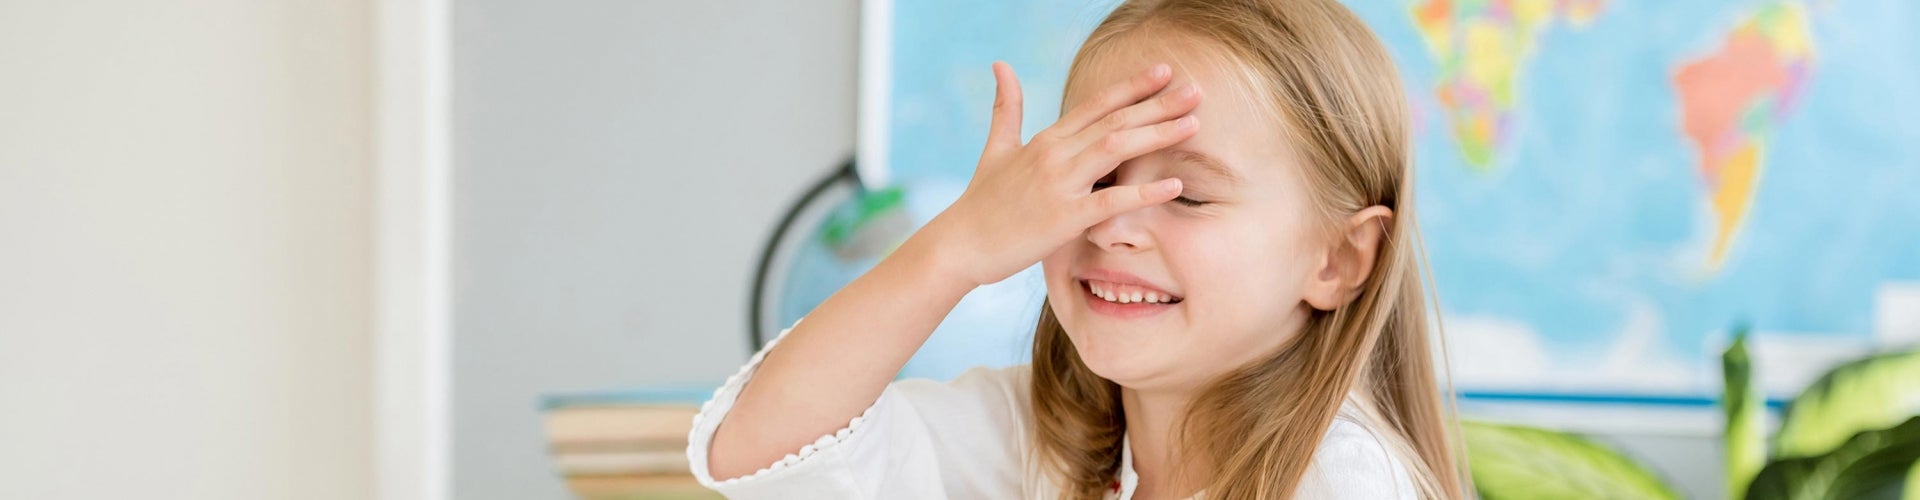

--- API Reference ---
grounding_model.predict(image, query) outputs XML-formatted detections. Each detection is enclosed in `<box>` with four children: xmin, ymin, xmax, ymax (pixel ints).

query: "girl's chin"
<box><xmin>1066</xmin><ymin>334</ymin><xmax>1168</xmax><ymax>386</ymax></box>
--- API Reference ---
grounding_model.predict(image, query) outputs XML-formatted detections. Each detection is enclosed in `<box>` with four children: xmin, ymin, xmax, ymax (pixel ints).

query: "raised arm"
<box><xmin>705</xmin><ymin>61</ymin><xmax>1201</xmax><ymax>480</ymax></box>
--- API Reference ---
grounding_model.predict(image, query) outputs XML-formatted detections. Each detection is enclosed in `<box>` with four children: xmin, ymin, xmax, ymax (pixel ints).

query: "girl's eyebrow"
<box><xmin>1167</xmin><ymin>149</ymin><xmax>1244</xmax><ymax>185</ymax></box>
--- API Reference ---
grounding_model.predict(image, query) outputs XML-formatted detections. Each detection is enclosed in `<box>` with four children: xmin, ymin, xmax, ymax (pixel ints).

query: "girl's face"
<box><xmin>1041</xmin><ymin>40</ymin><xmax>1330</xmax><ymax>394</ymax></box>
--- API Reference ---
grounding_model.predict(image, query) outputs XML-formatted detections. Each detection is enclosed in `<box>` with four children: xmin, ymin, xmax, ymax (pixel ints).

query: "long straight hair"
<box><xmin>1028</xmin><ymin>1</ymin><xmax>1466</xmax><ymax>498</ymax></box>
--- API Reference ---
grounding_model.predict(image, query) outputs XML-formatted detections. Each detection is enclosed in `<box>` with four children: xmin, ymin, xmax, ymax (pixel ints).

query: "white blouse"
<box><xmin>687</xmin><ymin>325</ymin><xmax>1419</xmax><ymax>499</ymax></box>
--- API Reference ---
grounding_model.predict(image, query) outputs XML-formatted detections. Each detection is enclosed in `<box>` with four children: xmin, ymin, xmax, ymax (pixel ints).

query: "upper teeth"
<box><xmin>1088</xmin><ymin>280</ymin><xmax>1176</xmax><ymax>304</ymax></box>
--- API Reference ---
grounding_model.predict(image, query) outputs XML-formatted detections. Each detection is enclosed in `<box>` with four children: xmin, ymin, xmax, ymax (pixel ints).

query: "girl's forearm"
<box><xmin>705</xmin><ymin>226</ymin><xmax>977</xmax><ymax>480</ymax></box>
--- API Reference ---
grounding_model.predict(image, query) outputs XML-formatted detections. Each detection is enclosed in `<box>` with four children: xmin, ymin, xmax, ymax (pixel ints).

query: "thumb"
<box><xmin>985</xmin><ymin>62</ymin><xmax>1024</xmax><ymax>150</ymax></box>
<box><xmin>1075</xmin><ymin>178</ymin><xmax>1182</xmax><ymax>226</ymax></box>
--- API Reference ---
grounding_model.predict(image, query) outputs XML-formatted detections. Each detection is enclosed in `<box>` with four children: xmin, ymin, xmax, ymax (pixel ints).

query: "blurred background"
<box><xmin>3</xmin><ymin>1</ymin><xmax>1915</xmax><ymax>499</ymax></box>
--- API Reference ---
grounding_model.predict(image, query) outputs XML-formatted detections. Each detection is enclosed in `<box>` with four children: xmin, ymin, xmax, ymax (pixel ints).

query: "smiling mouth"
<box><xmin>1080</xmin><ymin>279</ymin><xmax>1184</xmax><ymax>305</ymax></box>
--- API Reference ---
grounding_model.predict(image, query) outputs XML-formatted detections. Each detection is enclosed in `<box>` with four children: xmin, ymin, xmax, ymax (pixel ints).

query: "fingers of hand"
<box><xmin>1051</xmin><ymin>63</ymin><xmax>1172</xmax><ymax>136</ymax></box>
<box><xmin>1077</xmin><ymin>178</ymin><xmax>1183</xmax><ymax>226</ymax></box>
<box><xmin>986</xmin><ymin>61</ymin><xmax>1025</xmax><ymax>150</ymax></box>
<box><xmin>1071</xmin><ymin>115</ymin><xmax>1199</xmax><ymax>179</ymax></box>
<box><xmin>1091</xmin><ymin>83</ymin><xmax>1201</xmax><ymax>137</ymax></box>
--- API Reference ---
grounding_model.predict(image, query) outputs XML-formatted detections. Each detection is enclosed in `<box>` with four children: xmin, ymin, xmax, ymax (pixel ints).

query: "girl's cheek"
<box><xmin>1169</xmin><ymin>220</ymin><xmax>1266</xmax><ymax>279</ymax></box>
<box><xmin>1153</xmin><ymin>216</ymin><xmax>1227</xmax><ymax>253</ymax></box>
<box><xmin>1043</xmin><ymin>237</ymin><xmax>1091</xmax><ymax>264</ymax></box>
<box><xmin>1039</xmin><ymin>250</ymin><xmax>1078</xmax><ymax>295</ymax></box>
<box><xmin>1154</xmin><ymin>224</ymin><xmax>1229</xmax><ymax>283</ymax></box>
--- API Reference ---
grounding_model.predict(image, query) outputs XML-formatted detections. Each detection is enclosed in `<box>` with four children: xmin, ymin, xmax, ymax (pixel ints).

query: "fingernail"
<box><xmin>1152</xmin><ymin>64</ymin><xmax>1170</xmax><ymax>78</ymax></box>
<box><xmin>1180</xmin><ymin>85</ymin><xmax>1199</xmax><ymax>99</ymax></box>
<box><xmin>1176</xmin><ymin>115</ymin><xmax>1197</xmax><ymax>131</ymax></box>
<box><xmin>1158</xmin><ymin>178</ymin><xmax>1183</xmax><ymax>195</ymax></box>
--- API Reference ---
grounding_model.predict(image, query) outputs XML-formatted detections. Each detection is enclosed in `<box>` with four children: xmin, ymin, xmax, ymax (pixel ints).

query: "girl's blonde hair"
<box><xmin>1028</xmin><ymin>0</ymin><xmax>1466</xmax><ymax>498</ymax></box>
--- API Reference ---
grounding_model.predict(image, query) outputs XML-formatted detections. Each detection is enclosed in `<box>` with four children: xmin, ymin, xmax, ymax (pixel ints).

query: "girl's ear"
<box><xmin>1303</xmin><ymin>206</ymin><xmax>1393</xmax><ymax>311</ymax></box>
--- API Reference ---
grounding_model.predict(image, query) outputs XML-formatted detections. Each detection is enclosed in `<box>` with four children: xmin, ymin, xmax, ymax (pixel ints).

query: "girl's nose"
<box><xmin>1085</xmin><ymin>207</ymin><xmax>1154</xmax><ymax>253</ymax></box>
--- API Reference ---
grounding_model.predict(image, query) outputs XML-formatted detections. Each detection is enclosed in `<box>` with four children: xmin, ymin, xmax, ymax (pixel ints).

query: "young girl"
<box><xmin>690</xmin><ymin>0</ymin><xmax>1465</xmax><ymax>498</ymax></box>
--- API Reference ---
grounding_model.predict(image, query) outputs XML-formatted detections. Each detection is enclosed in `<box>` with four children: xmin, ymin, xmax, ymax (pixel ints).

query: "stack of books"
<box><xmin>542</xmin><ymin>387</ymin><xmax>721</xmax><ymax>499</ymax></box>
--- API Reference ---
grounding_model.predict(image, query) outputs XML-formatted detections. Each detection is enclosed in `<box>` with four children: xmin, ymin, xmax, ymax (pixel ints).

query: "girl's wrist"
<box><xmin>894</xmin><ymin>218</ymin><xmax>985</xmax><ymax>295</ymax></box>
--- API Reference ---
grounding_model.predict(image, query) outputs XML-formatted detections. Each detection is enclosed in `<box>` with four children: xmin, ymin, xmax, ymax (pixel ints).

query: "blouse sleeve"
<box><xmin>686</xmin><ymin>322</ymin><xmax>1032</xmax><ymax>499</ymax></box>
<box><xmin>1295</xmin><ymin>417</ymin><xmax>1421</xmax><ymax>499</ymax></box>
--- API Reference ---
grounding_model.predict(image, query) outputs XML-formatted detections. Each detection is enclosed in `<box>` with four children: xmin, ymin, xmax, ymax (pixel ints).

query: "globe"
<box><xmin>751</xmin><ymin>161</ymin><xmax>1045</xmax><ymax>381</ymax></box>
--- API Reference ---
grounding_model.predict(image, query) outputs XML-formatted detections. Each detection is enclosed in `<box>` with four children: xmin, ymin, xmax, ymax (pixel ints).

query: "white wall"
<box><xmin>450</xmin><ymin>1</ymin><xmax>857</xmax><ymax>498</ymax></box>
<box><xmin>0</xmin><ymin>1</ymin><xmax>374</xmax><ymax>498</ymax></box>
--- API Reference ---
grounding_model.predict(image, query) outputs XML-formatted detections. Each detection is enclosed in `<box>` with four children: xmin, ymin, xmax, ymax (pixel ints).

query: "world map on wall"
<box><xmin>772</xmin><ymin>0</ymin><xmax>1920</xmax><ymax>397</ymax></box>
<box><xmin>1410</xmin><ymin>0</ymin><xmax>1813</xmax><ymax>273</ymax></box>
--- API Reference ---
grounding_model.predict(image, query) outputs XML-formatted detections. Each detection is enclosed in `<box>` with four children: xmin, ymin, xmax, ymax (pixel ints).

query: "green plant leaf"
<box><xmin>1745</xmin><ymin>416</ymin><xmax>1920</xmax><ymax>500</ymax></box>
<box><xmin>1776</xmin><ymin>349</ymin><xmax>1920</xmax><ymax>459</ymax></box>
<box><xmin>1905</xmin><ymin>459</ymin><xmax>1919</xmax><ymax>500</ymax></box>
<box><xmin>1728</xmin><ymin>325</ymin><xmax>1768</xmax><ymax>499</ymax></box>
<box><xmin>1462</xmin><ymin>420</ymin><xmax>1680</xmax><ymax>500</ymax></box>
